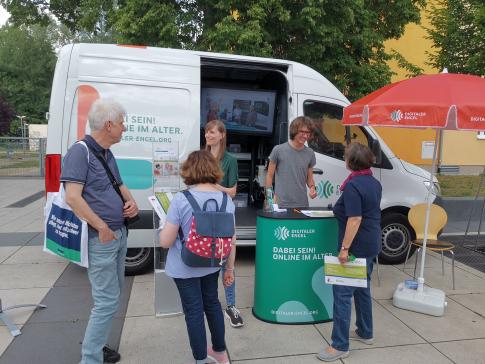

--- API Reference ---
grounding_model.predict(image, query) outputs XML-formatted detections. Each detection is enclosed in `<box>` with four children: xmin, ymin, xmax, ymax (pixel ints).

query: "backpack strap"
<box><xmin>83</xmin><ymin>138</ymin><xmax>125</xmax><ymax>204</ymax></box>
<box><xmin>179</xmin><ymin>190</ymin><xmax>199</xmax><ymax>243</ymax></box>
<box><xmin>182</xmin><ymin>190</ymin><xmax>202</xmax><ymax>211</ymax></box>
<box><xmin>178</xmin><ymin>190</ymin><xmax>227</xmax><ymax>242</ymax></box>
<box><xmin>183</xmin><ymin>190</ymin><xmax>227</xmax><ymax>212</ymax></box>
<box><xmin>202</xmin><ymin>193</ymin><xmax>227</xmax><ymax>211</ymax></box>
<box><xmin>219</xmin><ymin>193</ymin><xmax>228</xmax><ymax>212</ymax></box>
<box><xmin>202</xmin><ymin>198</ymin><xmax>219</xmax><ymax>211</ymax></box>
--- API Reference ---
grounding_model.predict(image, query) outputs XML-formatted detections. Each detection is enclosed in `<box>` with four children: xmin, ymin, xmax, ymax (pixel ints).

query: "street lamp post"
<box><xmin>16</xmin><ymin>115</ymin><xmax>27</xmax><ymax>154</ymax></box>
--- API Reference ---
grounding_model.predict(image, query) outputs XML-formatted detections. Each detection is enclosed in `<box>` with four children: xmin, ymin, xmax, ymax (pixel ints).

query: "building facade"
<box><xmin>378</xmin><ymin>0</ymin><xmax>485</xmax><ymax>174</ymax></box>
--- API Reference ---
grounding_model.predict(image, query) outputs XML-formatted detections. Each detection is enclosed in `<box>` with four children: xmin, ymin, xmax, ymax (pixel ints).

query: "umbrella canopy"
<box><xmin>343</xmin><ymin>73</ymin><xmax>485</xmax><ymax>130</ymax></box>
<box><xmin>342</xmin><ymin>73</ymin><xmax>485</xmax><ymax>304</ymax></box>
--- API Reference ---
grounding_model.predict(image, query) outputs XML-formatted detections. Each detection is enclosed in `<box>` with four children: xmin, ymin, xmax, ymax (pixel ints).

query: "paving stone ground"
<box><xmin>1</xmin><ymin>178</ymin><xmax>485</xmax><ymax>363</ymax></box>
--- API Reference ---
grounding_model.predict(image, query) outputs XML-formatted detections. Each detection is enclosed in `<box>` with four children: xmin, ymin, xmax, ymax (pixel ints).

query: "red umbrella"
<box><xmin>342</xmin><ymin>73</ymin><xmax>485</xmax><ymax>314</ymax></box>
<box><xmin>343</xmin><ymin>73</ymin><xmax>485</xmax><ymax>130</ymax></box>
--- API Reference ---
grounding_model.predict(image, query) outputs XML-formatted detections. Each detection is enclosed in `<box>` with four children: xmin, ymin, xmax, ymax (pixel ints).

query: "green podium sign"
<box><xmin>253</xmin><ymin>210</ymin><xmax>338</xmax><ymax>324</ymax></box>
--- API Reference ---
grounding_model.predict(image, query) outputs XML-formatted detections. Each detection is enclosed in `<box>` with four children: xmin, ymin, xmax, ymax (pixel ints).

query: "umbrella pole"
<box><xmin>417</xmin><ymin>129</ymin><xmax>440</xmax><ymax>292</ymax></box>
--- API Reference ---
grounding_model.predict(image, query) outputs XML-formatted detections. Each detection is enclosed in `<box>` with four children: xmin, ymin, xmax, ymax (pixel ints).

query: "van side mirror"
<box><xmin>371</xmin><ymin>139</ymin><xmax>382</xmax><ymax>165</ymax></box>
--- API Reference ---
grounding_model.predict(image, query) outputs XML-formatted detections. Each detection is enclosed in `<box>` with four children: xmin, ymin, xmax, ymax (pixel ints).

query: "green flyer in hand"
<box><xmin>148</xmin><ymin>192</ymin><xmax>174</xmax><ymax>226</ymax></box>
<box><xmin>324</xmin><ymin>256</ymin><xmax>367</xmax><ymax>288</ymax></box>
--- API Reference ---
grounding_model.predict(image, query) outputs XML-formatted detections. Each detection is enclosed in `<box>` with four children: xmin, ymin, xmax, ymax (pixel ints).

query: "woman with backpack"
<box><xmin>204</xmin><ymin>119</ymin><xmax>244</xmax><ymax>328</ymax></box>
<box><xmin>159</xmin><ymin>150</ymin><xmax>235</xmax><ymax>364</ymax></box>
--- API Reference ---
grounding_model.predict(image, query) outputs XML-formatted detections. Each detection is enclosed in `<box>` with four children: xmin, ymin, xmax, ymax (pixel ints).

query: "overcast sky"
<box><xmin>1</xmin><ymin>6</ymin><xmax>9</xmax><ymax>26</ymax></box>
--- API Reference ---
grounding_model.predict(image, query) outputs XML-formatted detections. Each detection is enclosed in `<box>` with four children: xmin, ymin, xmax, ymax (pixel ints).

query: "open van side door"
<box><xmin>297</xmin><ymin>94</ymin><xmax>377</xmax><ymax>207</ymax></box>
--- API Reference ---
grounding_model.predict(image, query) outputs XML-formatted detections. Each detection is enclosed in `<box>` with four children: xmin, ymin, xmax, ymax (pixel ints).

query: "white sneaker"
<box><xmin>194</xmin><ymin>359</ymin><xmax>215</xmax><ymax>364</ymax></box>
<box><xmin>207</xmin><ymin>347</ymin><xmax>230</xmax><ymax>364</ymax></box>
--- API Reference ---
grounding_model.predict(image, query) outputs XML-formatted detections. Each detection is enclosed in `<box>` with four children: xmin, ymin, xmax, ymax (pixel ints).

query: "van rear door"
<box><xmin>65</xmin><ymin>45</ymin><xmax>201</xmax><ymax>234</ymax></box>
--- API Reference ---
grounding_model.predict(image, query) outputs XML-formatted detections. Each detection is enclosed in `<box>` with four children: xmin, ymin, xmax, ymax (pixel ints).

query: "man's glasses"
<box><xmin>298</xmin><ymin>130</ymin><xmax>312</xmax><ymax>135</ymax></box>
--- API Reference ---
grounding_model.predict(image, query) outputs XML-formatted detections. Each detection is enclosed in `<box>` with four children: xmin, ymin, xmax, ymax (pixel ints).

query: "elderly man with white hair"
<box><xmin>61</xmin><ymin>98</ymin><xmax>138</xmax><ymax>364</ymax></box>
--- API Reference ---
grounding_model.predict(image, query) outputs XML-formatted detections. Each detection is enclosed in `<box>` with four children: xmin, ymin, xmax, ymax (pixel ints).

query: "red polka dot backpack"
<box><xmin>178</xmin><ymin>190</ymin><xmax>235</xmax><ymax>267</ymax></box>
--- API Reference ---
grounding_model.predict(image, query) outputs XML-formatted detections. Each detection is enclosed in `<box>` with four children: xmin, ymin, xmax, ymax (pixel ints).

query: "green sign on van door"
<box><xmin>253</xmin><ymin>213</ymin><xmax>338</xmax><ymax>323</ymax></box>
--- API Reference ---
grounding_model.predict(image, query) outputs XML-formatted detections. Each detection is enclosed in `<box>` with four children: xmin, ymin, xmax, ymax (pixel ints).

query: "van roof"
<box><xmin>70</xmin><ymin>43</ymin><xmax>349</xmax><ymax>105</ymax></box>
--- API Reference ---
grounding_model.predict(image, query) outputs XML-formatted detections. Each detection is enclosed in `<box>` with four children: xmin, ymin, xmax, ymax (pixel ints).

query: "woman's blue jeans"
<box><xmin>174</xmin><ymin>271</ymin><xmax>226</xmax><ymax>361</ymax></box>
<box><xmin>331</xmin><ymin>259</ymin><xmax>374</xmax><ymax>352</ymax></box>
<box><xmin>81</xmin><ymin>227</ymin><xmax>127</xmax><ymax>364</ymax></box>
<box><xmin>221</xmin><ymin>266</ymin><xmax>235</xmax><ymax>306</ymax></box>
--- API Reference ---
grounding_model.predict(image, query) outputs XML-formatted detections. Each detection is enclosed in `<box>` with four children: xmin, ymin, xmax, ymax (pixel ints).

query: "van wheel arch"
<box><xmin>379</xmin><ymin>209</ymin><xmax>416</xmax><ymax>265</ymax></box>
<box><xmin>125</xmin><ymin>247</ymin><xmax>154</xmax><ymax>276</ymax></box>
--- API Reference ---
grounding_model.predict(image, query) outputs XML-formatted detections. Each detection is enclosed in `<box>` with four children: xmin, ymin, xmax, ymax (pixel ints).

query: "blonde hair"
<box><xmin>180</xmin><ymin>150</ymin><xmax>223</xmax><ymax>185</ymax></box>
<box><xmin>204</xmin><ymin>120</ymin><xmax>226</xmax><ymax>161</ymax></box>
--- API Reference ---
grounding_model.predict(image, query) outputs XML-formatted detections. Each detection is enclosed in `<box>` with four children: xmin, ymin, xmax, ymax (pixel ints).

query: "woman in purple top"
<box><xmin>160</xmin><ymin>150</ymin><xmax>235</xmax><ymax>364</ymax></box>
<box><xmin>318</xmin><ymin>143</ymin><xmax>382</xmax><ymax>362</ymax></box>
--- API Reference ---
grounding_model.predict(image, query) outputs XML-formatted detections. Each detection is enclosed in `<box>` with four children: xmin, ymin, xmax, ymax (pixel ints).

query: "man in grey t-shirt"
<box><xmin>266</xmin><ymin>116</ymin><xmax>317</xmax><ymax>208</ymax></box>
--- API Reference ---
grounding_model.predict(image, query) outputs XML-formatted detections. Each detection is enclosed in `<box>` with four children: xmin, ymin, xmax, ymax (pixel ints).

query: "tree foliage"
<box><xmin>389</xmin><ymin>49</ymin><xmax>424</xmax><ymax>78</ymax></box>
<box><xmin>113</xmin><ymin>0</ymin><xmax>426</xmax><ymax>100</ymax></box>
<box><xmin>427</xmin><ymin>0</ymin><xmax>485</xmax><ymax>75</ymax></box>
<box><xmin>2</xmin><ymin>0</ymin><xmax>426</xmax><ymax>100</ymax></box>
<box><xmin>111</xmin><ymin>0</ymin><xmax>188</xmax><ymax>48</ymax></box>
<box><xmin>1</xmin><ymin>0</ymin><xmax>112</xmax><ymax>33</ymax></box>
<box><xmin>0</xmin><ymin>25</ymin><xmax>56</xmax><ymax>125</ymax></box>
<box><xmin>0</xmin><ymin>94</ymin><xmax>15</xmax><ymax>135</ymax></box>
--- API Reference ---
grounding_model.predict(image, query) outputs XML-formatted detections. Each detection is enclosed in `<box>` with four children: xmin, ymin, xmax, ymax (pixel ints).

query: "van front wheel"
<box><xmin>125</xmin><ymin>248</ymin><xmax>154</xmax><ymax>276</ymax></box>
<box><xmin>379</xmin><ymin>212</ymin><xmax>416</xmax><ymax>264</ymax></box>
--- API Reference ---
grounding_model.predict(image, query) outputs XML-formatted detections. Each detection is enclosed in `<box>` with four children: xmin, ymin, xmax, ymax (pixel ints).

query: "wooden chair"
<box><xmin>404</xmin><ymin>203</ymin><xmax>455</xmax><ymax>290</ymax></box>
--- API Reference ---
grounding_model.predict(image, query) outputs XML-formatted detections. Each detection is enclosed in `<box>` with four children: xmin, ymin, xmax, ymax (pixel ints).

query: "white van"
<box><xmin>46</xmin><ymin>43</ymin><xmax>441</xmax><ymax>274</ymax></box>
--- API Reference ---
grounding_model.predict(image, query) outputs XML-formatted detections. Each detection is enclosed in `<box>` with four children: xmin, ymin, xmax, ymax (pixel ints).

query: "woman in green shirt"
<box><xmin>204</xmin><ymin>119</ymin><xmax>243</xmax><ymax>328</ymax></box>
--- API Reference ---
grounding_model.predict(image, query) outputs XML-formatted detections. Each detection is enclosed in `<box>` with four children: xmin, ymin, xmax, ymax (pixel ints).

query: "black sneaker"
<box><xmin>224</xmin><ymin>305</ymin><xmax>244</xmax><ymax>327</ymax></box>
<box><xmin>103</xmin><ymin>345</ymin><xmax>121</xmax><ymax>363</ymax></box>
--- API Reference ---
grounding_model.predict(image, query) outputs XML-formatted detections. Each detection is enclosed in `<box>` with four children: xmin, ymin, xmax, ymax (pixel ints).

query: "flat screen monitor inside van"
<box><xmin>201</xmin><ymin>88</ymin><xmax>276</xmax><ymax>135</ymax></box>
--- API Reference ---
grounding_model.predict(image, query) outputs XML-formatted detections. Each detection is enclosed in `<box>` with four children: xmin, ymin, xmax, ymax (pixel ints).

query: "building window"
<box><xmin>477</xmin><ymin>131</ymin><xmax>485</xmax><ymax>140</ymax></box>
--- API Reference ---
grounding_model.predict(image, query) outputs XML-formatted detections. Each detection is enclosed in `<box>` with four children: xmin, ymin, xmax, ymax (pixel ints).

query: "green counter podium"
<box><xmin>253</xmin><ymin>209</ymin><xmax>338</xmax><ymax>324</ymax></box>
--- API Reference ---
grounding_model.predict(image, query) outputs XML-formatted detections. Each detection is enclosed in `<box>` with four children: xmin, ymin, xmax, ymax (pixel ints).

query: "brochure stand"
<box><xmin>152</xmin><ymin>143</ymin><xmax>183</xmax><ymax>317</ymax></box>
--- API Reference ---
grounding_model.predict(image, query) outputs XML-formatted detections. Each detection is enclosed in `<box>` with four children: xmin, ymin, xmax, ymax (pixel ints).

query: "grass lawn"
<box><xmin>0</xmin><ymin>159</ymin><xmax>38</xmax><ymax>169</ymax></box>
<box><xmin>437</xmin><ymin>175</ymin><xmax>485</xmax><ymax>197</ymax></box>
